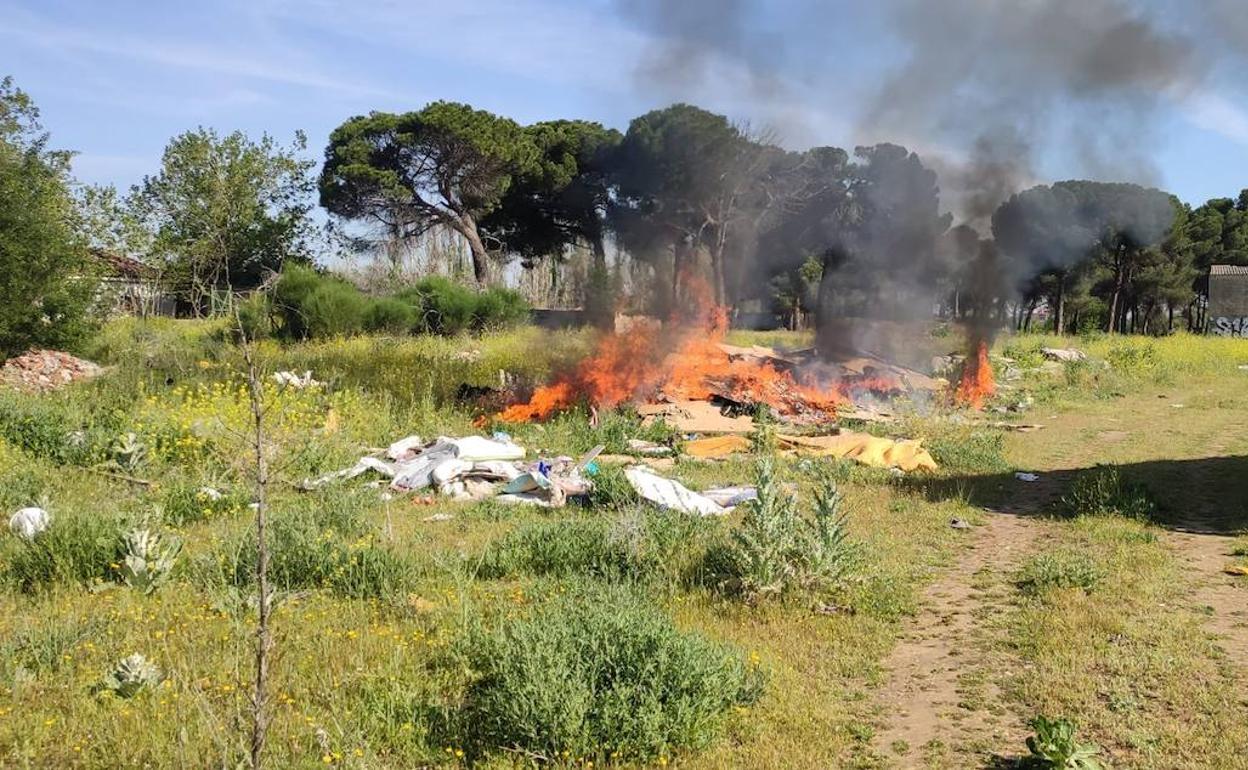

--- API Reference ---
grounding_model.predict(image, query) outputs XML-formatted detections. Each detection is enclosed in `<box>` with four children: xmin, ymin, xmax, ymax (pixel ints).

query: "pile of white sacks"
<box><xmin>300</xmin><ymin>434</ymin><xmax>592</xmax><ymax>507</ymax></box>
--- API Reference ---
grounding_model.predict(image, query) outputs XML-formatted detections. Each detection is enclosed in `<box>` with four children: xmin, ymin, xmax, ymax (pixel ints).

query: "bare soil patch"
<box><xmin>872</xmin><ymin>511</ymin><xmax>1045</xmax><ymax>764</ymax></box>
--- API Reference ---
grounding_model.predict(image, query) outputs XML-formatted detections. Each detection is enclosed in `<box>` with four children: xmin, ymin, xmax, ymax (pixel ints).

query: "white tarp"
<box><xmin>624</xmin><ymin>466</ymin><xmax>727</xmax><ymax>517</ymax></box>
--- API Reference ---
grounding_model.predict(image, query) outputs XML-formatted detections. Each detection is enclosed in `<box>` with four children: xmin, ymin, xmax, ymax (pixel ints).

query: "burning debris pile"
<box><xmin>497</xmin><ymin>281</ymin><xmax>951</xmax><ymax>427</ymax></box>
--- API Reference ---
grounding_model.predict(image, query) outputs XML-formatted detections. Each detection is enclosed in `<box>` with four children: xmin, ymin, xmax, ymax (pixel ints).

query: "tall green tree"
<box><xmin>1059</xmin><ymin>181</ymin><xmax>1175</xmax><ymax>333</ymax></box>
<box><xmin>993</xmin><ymin>184</ymin><xmax>1097</xmax><ymax>334</ymax></box>
<box><xmin>811</xmin><ymin>144</ymin><xmax>951</xmax><ymax>347</ymax></box>
<box><xmin>76</xmin><ymin>183</ymin><xmax>152</xmax><ymax>257</ymax></box>
<box><xmin>0</xmin><ymin>76</ymin><xmax>96</xmax><ymax>355</ymax></box>
<box><xmin>610</xmin><ymin>104</ymin><xmax>766</xmax><ymax>308</ymax></box>
<box><xmin>1186</xmin><ymin>193</ymin><xmax>1248</xmax><ymax>270</ymax></box>
<box><xmin>131</xmin><ymin>128</ymin><xmax>315</xmax><ymax>314</ymax></box>
<box><xmin>320</xmin><ymin>102</ymin><xmax>535</xmax><ymax>285</ymax></box>
<box><xmin>479</xmin><ymin>120</ymin><xmax>621</xmax><ymax>325</ymax></box>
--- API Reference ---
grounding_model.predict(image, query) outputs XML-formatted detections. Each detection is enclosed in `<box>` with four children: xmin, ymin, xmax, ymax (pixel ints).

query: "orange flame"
<box><xmin>497</xmin><ymin>276</ymin><xmax>845</xmax><ymax>423</ymax></box>
<box><xmin>955</xmin><ymin>339</ymin><xmax>996</xmax><ymax>409</ymax></box>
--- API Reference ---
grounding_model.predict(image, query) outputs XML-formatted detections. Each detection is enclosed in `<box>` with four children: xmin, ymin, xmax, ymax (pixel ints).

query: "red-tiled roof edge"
<box><xmin>91</xmin><ymin>248</ymin><xmax>155</xmax><ymax>279</ymax></box>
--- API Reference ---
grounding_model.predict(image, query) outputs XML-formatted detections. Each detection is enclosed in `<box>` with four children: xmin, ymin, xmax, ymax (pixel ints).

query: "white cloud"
<box><xmin>0</xmin><ymin>1</ymin><xmax>397</xmax><ymax>98</ymax></box>
<box><xmin>1181</xmin><ymin>90</ymin><xmax>1248</xmax><ymax>146</ymax></box>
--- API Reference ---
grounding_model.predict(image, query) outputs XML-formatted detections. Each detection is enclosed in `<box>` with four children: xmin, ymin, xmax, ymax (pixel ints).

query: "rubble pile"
<box><xmin>0</xmin><ymin>350</ymin><xmax>102</xmax><ymax>393</ymax></box>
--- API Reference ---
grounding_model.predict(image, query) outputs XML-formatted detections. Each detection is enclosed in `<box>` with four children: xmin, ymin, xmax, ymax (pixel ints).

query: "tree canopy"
<box><xmin>0</xmin><ymin>77</ymin><xmax>95</xmax><ymax>355</ymax></box>
<box><xmin>320</xmin><ymin>102</ymin><xmax>535</xmax><ymax>284</ymax></box>
<box><xmin>131</xmin><ymin>128</ymin><xmax>315</xmax><ymax>314</ymax></box>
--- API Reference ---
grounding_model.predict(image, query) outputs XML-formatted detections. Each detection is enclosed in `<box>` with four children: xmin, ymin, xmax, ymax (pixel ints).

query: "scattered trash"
<box><xmin>301</xmin><ymin>434</ymin><xmax>587</xmax><ymax>507</ymax></box>
<box><xmin>626</xmin><ymin>438</ymin><xmax>673</xmax><ymax>456</ymax></box>
<box><xmin>386</xmin><ymin>435</ymin><xmax>424</xmax><ymax>461</ymax></box>
<box><xmin>272</xmin><ymin>370</ymin><xmax>322</xmax><ymax>389</ymax></box>
<box><xmin>684</xmin><ymin>435</ymin><xmax>752</xmax><ymax>459</ymax></box>
<box><xmin>503</xmin><ymin>470</ymin><xmax>553</xmax><ymax>494</ymax></box>
<box><xmin>637</xmin><ymin>400</ymin><xmax>755</xmax><ymax>433</ymax></box>
<box><xmin>1238</xmin><ymin>364</ymin><xmax>1248</xmax><ymax>371</ymax></box>
<box><xmin>950</xmin><ymin>517</ymin><xmax>971</xmax><ymax>530</ymax></box>
<box><xmin>814</xmin><ymin>602</ymin><xmax>856</xmax><ymax>616</ymax></box>
<box><xmin>1040</xmin><ymin>347</ymin><xmax>1087</xmax><ymax>363</ymax></box>
<box><xmin>977</xmin><ymin>421</ymin><xmax>1045</xmax><ymax>432</ymax></box>
<box><xmin>1015</xmin><ymin>472</ymin><xmax>1040</xmax><ymax>482</ymax></box>
<box><xmin>197</xmin><ymin>487</ymin><xmax>224</xmax><ymax>501</ymax></box>
<box><xmin>0</xmin><ymin>349</ymin><xmax>102</xmax><ymax>393</ymax></box>
<box><xmin>682</xmin><ymin>431</ymin><xmax>937</xmax><ymax>471</ymax></box>
<box><xmin>1170</xmin><ymin>403</ymin><xmax>1185</xmax><ymax>409</ymax></box>
<box><xmin>775</xmin><ymin>432</ymin><xmax>938</xmax><ymax>472</ymax></box>
<box><xmin>624</xmin><ymin>466</ymin><xmax>727</xmax><ymax>517</ymax></box>
<box><xmin>422</xmin><ymin>513</ymin><xmax>454</xmax><ymax>522</ymax></box>
<box><xmin>701</xmin><ymin>486</ymin><xmax>758</xmax><ymax>508</ymax></box>
<box><xmin>8</xmin><ymin>507</ymin><xmax>50</xmax><ymax>539</ymax></box>
<box><xmin>1224</xmin><ymin>565</ymin><xmax>1248</xmax><ymax>576</ymax></box>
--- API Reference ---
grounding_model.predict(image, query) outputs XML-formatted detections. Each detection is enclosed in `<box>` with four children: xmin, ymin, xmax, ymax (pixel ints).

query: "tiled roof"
<box><xmin>1210</xmin><ymin>264</ymin><xmax>1248</xmax><ymax>276</ymax></box>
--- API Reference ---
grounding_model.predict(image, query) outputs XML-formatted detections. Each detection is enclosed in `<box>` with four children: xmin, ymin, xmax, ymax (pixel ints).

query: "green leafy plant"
<box><xmin>1017</xmin><ymin>550</ymin><xmax>1103</xmax><ymax>596</ymax></box>
<box><xmin>95</xmin><ymin>653</ymin><xmax>162</xmax><ymax>699</ymax></box>
<box><xmin>203</xmin><ymin>508</ymin><xmax>416</xmax><ymax>599</ymax></box>
<box><xmin>1062</xmin><ymin>465</ymin><xmax>1155</xmax><ymax>520</ymax></box>
<box><xmin>2</xmin><ymin>511</ymin><xmax>127</xmax><ymax>593</ymax></box>
<box><xmin>110</xmin><ymin>432</ymin><xmax>147</xmax><ymax>472</ymax></box>
<box><xmin>119</xmin><ymin>528</ymin><xmax>182</xmax><ymax>594</ymax></box>
<box><xmin>1025</xmin><ymin>716</ymin><xmax>1103</xmax><ymax>769</ymax></box>
<box><xmin>717</xmin><ymin>458</ymin><xmax>859</xmax><ymax>600</ymax></box>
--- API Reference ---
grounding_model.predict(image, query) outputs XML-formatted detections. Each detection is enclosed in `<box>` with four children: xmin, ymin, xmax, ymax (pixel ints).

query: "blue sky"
<box><xmin>3</xmin><ymin>0</ymin><xmax>1246</xmax><ymax>209</ymax></box>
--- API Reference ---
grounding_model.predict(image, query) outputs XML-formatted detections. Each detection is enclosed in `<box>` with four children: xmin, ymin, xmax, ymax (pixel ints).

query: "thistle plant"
<box><xmin>801</xmin><ymin>478</ymin><xmax>860</xmax><ymax>590</ymax></box>
<box><xmin>727</xmin><ymin>457</ymin><xmax>800</xmax><ymax>598</ymax></box>
<box><xmin>111</xmin><ymin>432</ymin><xmax>147</xmax><ymax>471</ymax></box>
<box><xmin>722</xmin><ymin>459</ymin><xmax>860</xmax><ymax>601</ymax></box>
<box><xmin>120</xmin><ymin>528</ymin><xmax>182</xmax><ymax>594</ymax></box>
<box><xmin>97</xmin><ymin>653</ymin><xmax>162</xmax><ymax>698</ymax></box>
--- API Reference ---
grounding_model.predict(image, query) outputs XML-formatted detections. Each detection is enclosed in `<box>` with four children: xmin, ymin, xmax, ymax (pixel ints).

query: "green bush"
<box><xmin>0</xmin><ymin>392</ymin><xmax>111</xmax><ymax>465</ymax></box>
<box><xmin>206</xmin><ymin>507</ymin><xmax>415</xmax><ymax>599</ymax></box>
<box><xmin>1105</xmin><ymin>340</ymin><xmax>1160</xmax><ymax>377</ymax></box>
<box><xmin>472</xmin><ymin>287</ymin><xmax>530</xmax><ymax>331</ymax></box>
<box><xmin>234</xmin><ymin>293</ymin><xmax>272</xmax><ymax>340</ymax></box>
<box><xmin>1062</xmin><ymin>465</ymin><xmax>1156</xmax><ymax>520</ymax></box>
<box><xmin>1017</xmin><ymin>549</ymin><xmax>1103</xmax><ymax>596</ymax></box>
<box><xmin>479</xmin><ymin>518</ymin><xmax>647</xmax><ymax>581</ymax></box>
<box><xmin>926</xmin><ymin>426</ymin><xmax>1008</xmax><ymax>474</ymax></box>
<box><xmin>270</xmin><ymin>264</ymin><xmax>368</xmax><ymax>340</ymax></box>
<box><xmin>363</xmin><ymin>297</ymin><xmax>416</xmax><ymax>335</ymax></box>
<box><xmin>301</xmin><ymin>279</ymin><xmax>370</xmax><ymax>339</ymax></box>
<box><xmin>2</xmin><ymin>511</ymin><xmax>128</xmax><ymax>593</ymax></box>
<box><xmin>266</xmin><ymin>266</ymin><xmax>529</xmax><ymax>341</ymax></box>
<box><xmin>454</xmin><ymin>584</ymin><xmax>762</xmax><ymax>763</ymax></box>
<box><xmin>401</xmin><ymin>276</ymin><xmax>477</xmax><ymax>335</ymax></box>
<box><xmin>478</xmin><ymin>510</ymin><xmax>717</xmax><ymax>586</ymax></box>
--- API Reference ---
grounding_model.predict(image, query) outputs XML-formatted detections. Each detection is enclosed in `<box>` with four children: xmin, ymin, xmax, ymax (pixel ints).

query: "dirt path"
<box><xmin>872</xmin><ymin>510</ymin><xmax>1046</xmax><ymax>765</ymax></box>
<box><xmin>1165</xmin><ymin>528</ymin><xmax>1248</xmax><ymax>664</ymax></box>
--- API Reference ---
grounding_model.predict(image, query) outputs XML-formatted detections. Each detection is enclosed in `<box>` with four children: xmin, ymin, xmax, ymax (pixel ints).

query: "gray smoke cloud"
<box><xmin>615</xmin><ymin>0</ymin><xmax>1245</xmax><ymax>226</ymax></box>
<box><xmin>862</xmin><ymin>0</ymin><xmax>1207</xmax><ymax>228</ymax></box>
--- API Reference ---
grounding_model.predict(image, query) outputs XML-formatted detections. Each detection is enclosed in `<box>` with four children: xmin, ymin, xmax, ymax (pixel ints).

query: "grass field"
<box><xmin>1</xmin><ymin>320</ymin><xmax>1246</xmax><ymax>768</ymax></box>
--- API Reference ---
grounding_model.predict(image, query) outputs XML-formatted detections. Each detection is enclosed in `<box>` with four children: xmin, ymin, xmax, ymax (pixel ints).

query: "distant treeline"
<box><xmin>319</xmin><ymin>101</ymin><xmax>1247</xmax><ymax>336</ymax></box>
<box><xmin>4</xmin><ymin>72</ymin><xmax>1247</xmax><ymax>356</ymax></box>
